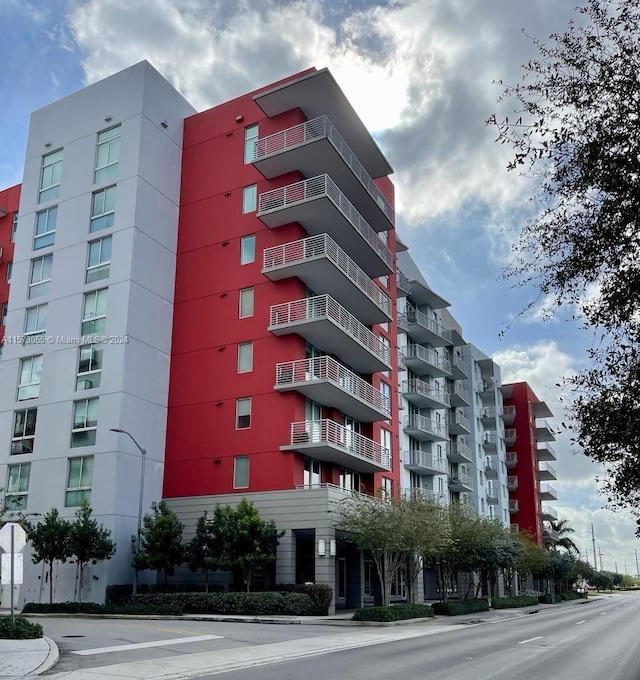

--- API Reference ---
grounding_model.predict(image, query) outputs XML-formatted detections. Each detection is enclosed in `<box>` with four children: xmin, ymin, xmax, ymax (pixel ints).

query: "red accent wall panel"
<box><xmin>0</xmin><ymin>184</ymin><xmax>19</xmax><ymax>343</ymax></box>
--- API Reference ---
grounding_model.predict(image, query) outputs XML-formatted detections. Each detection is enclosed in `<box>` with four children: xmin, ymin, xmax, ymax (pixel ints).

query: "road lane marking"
<box><xmin>72</xmin><ymin>634</ymin><xmax>223</xmax><ymax>655</ymax></box>
<box><xmin>518</xmin><ymin>636</ymin><xmax>543</xmax><ymax>644</ymax></box>
<box><xmin>576</xmin><ymin>620</ymin><xmax>587</xmax><ymax>625</ymax></box>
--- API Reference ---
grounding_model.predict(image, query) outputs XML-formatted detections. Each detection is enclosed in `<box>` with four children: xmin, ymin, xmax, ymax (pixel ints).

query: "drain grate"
<box><xmin>62</xmin><ymin>635</ymin><xmax>86</xmax><ymax>638</ymax></box>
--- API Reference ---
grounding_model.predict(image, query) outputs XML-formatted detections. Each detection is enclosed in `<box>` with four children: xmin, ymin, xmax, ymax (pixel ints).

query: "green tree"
<box><xmin>515</xmin><ymin>533</ymin><xmax>550</xmax><ymax>591</ymax></box>
<box><xmin>134</xmin><ymin>501</ymin><xmax>184</xmax><ymax>588</ymax></box>
<box><xmin>68</xmin><ymin>501</ymin><xmax>116</xmax><ymax>601</ymax></box>
<box><xmin>488</xmin><ymin>0</ymin><xmax>640</xmax><ymax>533</ymax></box>
<box><xmin>27</xmin><ymin>508</ymin><xmax>72</xmax><ymax>604</ymax></box>
<box><xmin>544</xmin><ymin>518</ymin><xmax>580</xmax><ymax>555</ymax></box>
<box><xmin>186</xmin><ymin>511</ymin><xmax>221</xmax><ymax>593</ymax></box>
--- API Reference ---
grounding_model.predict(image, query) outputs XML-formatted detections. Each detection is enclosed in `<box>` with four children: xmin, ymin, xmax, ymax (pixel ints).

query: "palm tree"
<box><xmin>544</xmin><ymin>518</ymin><xmax>579</xmax><ymax>554</ymax></box>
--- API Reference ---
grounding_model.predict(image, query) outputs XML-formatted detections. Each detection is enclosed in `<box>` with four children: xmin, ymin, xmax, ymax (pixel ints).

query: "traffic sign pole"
<box><xmin>10</xmin><ymin>525</ymin><xmax>14</xmax><ymax>626</ymax></box>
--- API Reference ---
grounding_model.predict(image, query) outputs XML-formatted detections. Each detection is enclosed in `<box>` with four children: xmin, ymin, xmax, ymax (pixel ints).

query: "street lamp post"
<box><xmin>110</xmin><ymin>428</ymin><xmax>146</xmax><ymax>597</ymax></box>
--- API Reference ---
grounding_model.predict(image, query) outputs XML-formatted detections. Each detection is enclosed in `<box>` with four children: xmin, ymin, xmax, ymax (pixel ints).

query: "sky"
<box><xmin>1</xmin><ymin>0</ymin><xmax>638</xmax><ymax>576</ymax></box>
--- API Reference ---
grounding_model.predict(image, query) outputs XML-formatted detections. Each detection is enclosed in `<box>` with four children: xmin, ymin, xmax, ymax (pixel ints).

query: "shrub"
<box><xmin>491</xmin><ymin>596</ymin><xmax>538</xmax><ymax>609</ymax></box>
<box><xmin>22</xmin><ymin>601</ymin><xmax>183</xmax><ymax>616</ymax></box>
<box><xmin>106</xmin><ymin>584</ymin><xmax>224</xmax><ymax>606</ymax></box>
<box><xmin>282</xmin><ymin>593</ymin><xmax>314</xmax><ymax>616</ymax></box>
<box><xmin>0</xmin><ymin>617</ymin><xmax>43</xmax><ymax>639</ymax></box>
<box><xmin>276</xmin><ymin>584</ymin><xmax>333</xmax><ymax>615</ymax></box>
<box><xmin>353</xmin><ymin>604</ymin><xmax>434</xmax><ymax>622</ymax></box>
<box><xmin>565</xmin><ymin>590</ymin><xmax>583</xmax><ymax>600</ymax></box>
<box><xmin>431</xmin><ymin>599</ymin><xmax>490</xmax><ymax>616</ymax></box>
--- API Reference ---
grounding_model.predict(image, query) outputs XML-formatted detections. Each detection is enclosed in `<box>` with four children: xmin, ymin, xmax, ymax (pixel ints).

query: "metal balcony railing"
<box><xmin>402</xmin><ymin>378</ymin><xmax>450</xmax><ymax>408</ymax></box>
<box><xmin>452</xmin><ymin>353</ymin><xmax>468</xmax><ymax>377</ymax></box>
<box><xmin>258</xmin><ymin>174</ymin><xmax>392</xmax><ymax>269</ymax></box>
<box><xmin>404</xmin><ymin>413</ymin><xmax>449</xmax><ymax>439</ymax></box>
<box><xmin>540</xmin><ymin>483</ymin><xmax>558</xmax><ymax>498</ymax></box>
<box><xmin>502</xmin><ymin>405</ymin><xmax>516</xmax><ymax>418</ymax></box>
<box><xmin>401</xmin><ymin>305</ymin><xmax>453</xmax><ymax>343</ymax></box>
<box><xmin>396</xmin><ymin>269</ymin><xmax>411</xmax><ymax>295</ymax></box>
<box><xmin>506</xmin><ymin>451</ymin><xmax>518</xmax><ymax>467</ymax></box>
<box><xmin>402</xmin><ymin>345</ymin><xmax>451</xmax><ymax>375</ymax></box>
<box><xmin>449</xmin><ymin>410</ymin><xmax>471</xmax><ymax>432</ymax></box>
<box><xmin>509</xmin><ymin>499</ymin><xmax>519</xmax><ymax>513</ymax></box>
<box><xmin>254</xmin><ymin>116</ymin><xmax>395</xmax><ymax>226</ymax></box>
<box><xmin>275</xmin><ymin>356</ymin><xmax>391</xmax><ymax>416</ymax></box>
<box><xmin>448</xmin><ymin>439</ymin><xmax>472</xmax><ymax>463</ymax></box>
<box><xmin>287</xmin><ymin>419</ymin><xmax>390</xmax><ymax>469</ymax></box>
<box><xmin>538</xmin><ymin>462</ymin><xmax>557</xmax><ymax>479</ymax></box>
<box><xmin>403</xmin><ymin>488</ymin><xmax>447</xmax><ymax>505</ymax></box>
<box><xmin>269</xmin><ymin>295</ymin><xmax>391</xmax><ymax>367</ymax></box>
<box><xmin>406</xmin><ymin>450</ymin><xmax>448</xmax><ymax>474</ymax></box>
<box><xmin>507</xmin><ymin>475</ymin><xmax>519</xmax><ymax>491</ymax></box>
<box><xmin>504</xmin><ymin>428</ymin><xmax>517</xmax><ymax>444</ymax></box>
<box><xmin>449</xmin><ymin>472</ymin><xmax>474</xmax><ymax>491</ymax></box>
<box><xmin>263</xmin><ymin>234</ymin><xmax>392</xmax><ymax>318</ymax></box>
<box><xmin>450</xmin><ymin>381</ymin><xmax>469</xmax><ymax>403</ymax></box>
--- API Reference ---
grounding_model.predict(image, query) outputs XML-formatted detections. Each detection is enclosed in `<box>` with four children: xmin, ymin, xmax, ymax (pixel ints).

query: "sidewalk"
<box><xmin>0</xmin><ymin>596</ymin><xmax>600</xmax><ymax>678</ymax></box>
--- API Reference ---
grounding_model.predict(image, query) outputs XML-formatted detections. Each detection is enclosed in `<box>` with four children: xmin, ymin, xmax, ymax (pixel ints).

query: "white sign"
<box><xmin>0</xmin><ymin>523</ymin><xmax>27</xmax><ymax>553</ymax></box>
<box><xmin>1</xmin><ymin>553</ymin><xmax>23</xmax><ymax>585</ymax></box>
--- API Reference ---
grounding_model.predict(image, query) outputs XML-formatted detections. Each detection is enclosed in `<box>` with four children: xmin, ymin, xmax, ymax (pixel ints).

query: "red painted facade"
<box><xmin>0</xmin><ymin>184</ymin><xmax>19</xmax><ymax>344</ymax></box>
<box><xmin>164</xmin><ymin>71</ymin><xmax>400</xmax><ymax>500</ymax></box>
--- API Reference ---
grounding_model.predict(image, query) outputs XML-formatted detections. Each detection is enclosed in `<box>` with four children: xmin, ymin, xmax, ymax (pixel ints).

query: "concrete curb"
<box><xmin>29</xmin><ymin>636</ymin><xmax>60</xmax><ymax>676</ymax></box>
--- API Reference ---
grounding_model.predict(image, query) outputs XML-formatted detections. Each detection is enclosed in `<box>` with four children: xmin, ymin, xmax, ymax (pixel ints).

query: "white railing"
<box><xmin>450</xmin><ymin>410</ymin><xmax>471</xmax><ymax>431</ymax></box>
<box><xmin>403</xmin><ymin>488</ymin><xmax>448</xmax><ymax>505</ymax></box>
<box><xmin>263</xmin><ymin>234</ymin><xmax>391</xmax><ymax>317</ymax></box>
<box><xmin>487</xmin><ymin>487</ymin><xmax>500</xmax><ymax>501</ymax></box>
<box><xmin>509</xmin><ymin>499</ymin><xmax>519</xmax><ymax>513</ymax></box>
<box><xmin>449</xmin><ymin>472</ymin><xmax>474</xmax><ymax>490</ymax></box>
<box><xmin>401</xmin><ymin>345</ymin><xmax>451</xmax><ymax>374</ymax></box>
<box><xmin>449</xmin><ymin>439</ymin><xmax>472</xmax><ymax>462</ymax></box>
<box><xmin>485</xmin><ymin>456</ymin><xmax>499</xmax><ymax>473</ymax></box>
<box><xmin>452</xmin><ymin>353</ymin><xmax>468</xmax><ymax>377</ymax></box>
<box><xmin>258</xmin><ymin>174</ymin><xmax>392</xmax><ymax>270</ymax></box>
<box><xmin>451</xmin><ymin>381</ymin><xmax>469</xmax><ymax>403</ymax></box>
<box><xmin>287</xmin><ymin>419</ymin><xmax>390</xmax><ymax>469</ymax></box>
<box><xmin>275</xmin><ymin>356</ymin><xmax>391</xmax><ymax>416</ymax></box>
<box><xmin>484</xmin><ymin>431</ymin><xmax>499</xmax><ymax>445</ymax></box>
<box><xmin>502</xmin><ymin>405</ymin><xmax>516</xmax><ymax>418</ymax></box>
<box><xmin>396</xmin><ymin>269</ymin><xmax>410</xmax><ymax>293</ymax></box>
<box><xmin>294</xmin><ymin>482</ymin><xmax>383</xmax><ymax>504</ymax></box>
<box><xmin>269</xmin><ymin>295</ymin><xmax>391</xmax><ymax>367</ymax></box>
<box><xmin>402</xmin><ymin>378</ymin><xmax>450</xmax><ymax>407</ymax></box>
<box><xmin>404</xmin><ymin>413</ymin><xmax>449</xmax><ymax>439</ymax></box>
<box><xmin>506</xmin><ymin>451</ymin><xmax>518</xmax><ymax>466</ymax></box>
<box><xmin>401</xmin><ymin>305</ymin><xmax>452</xmax><ymax>343</ymax></box>
<box><xmin>538</xmin><ymin>462</ymin><xmax>557</xmax><ymax>478</ymax></box>
<box><xmin>542</xmin><ymin>505</ymin><xmax>558</xmax><ymax>520</ymax></box>
<box><xmin>406</xmin><ymin>450</ymin><xmax>448</xmax><ymax>473</ymax></box>
<box><xmin>507</xmin><ymin>475</ymin><xmax>519</xmax><ymax>490</ymax></box>
<box><xmin>504</xmin><ymin>428</ymin><xmax>517</xmax><ymax>441</ymax></box>
<box><xmin>537</xmin><ymin>443</ymin><xmax>556</xmax><ymax>458</ymax></box>
<box><xmin>540</xmin><ymin>483</ymin><xmax>557</xmax><ymax>497</ymax></box>
<box><xmin>254</xmin><ymin>116</ymin><xmax>395</xmax><ymax>225</ymax></box>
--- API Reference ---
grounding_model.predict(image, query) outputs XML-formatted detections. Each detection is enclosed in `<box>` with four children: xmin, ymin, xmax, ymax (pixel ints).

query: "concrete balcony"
<box><xmin>502</xmin><ymin>405</ymin><xmax>516</xmax><ymax>426</ymax></box>
<box><xmin>403</xmin><ymin>413</ymin><xmax>449</xmax><ymax>442</ymax></box>
<box><xmin>504</xmin><ymin>428</ymin><xmax>517</xmax><ymax>446</ymax></box>
<box><xmin>451</xmin><ymin>353</ymin><xmax>468</xmax><ymax>379</ymax></box>
<box><xmin>402</xmin><ymin>345</ymin><xmax>451</xmax><ymax>379</ymax></box>
<box><xmin>479</xmin><ymin>381</ymin><xmax>496</xmax><ymax>403</ymax></box>
<box><xmin>402</xmin><ymin>378</ymin><xmax>450</xmax><ymax>410</ymax></box>
<box><xmin>540</xmin><ymin>483</ymin><xmax>558</xmax><ymax>501</ymax></box>
<box><xmin>505</xmin><ymin>451</ymin><xmax>517</xmax><ymax>468</ymax></box>
<box><xmin>263</xmin><ymin>234</ymin><xmax>391</xmax><ymax>325</ymax></box>
<box><xmin>487</xmin><ymin>489</ymin><xmax>500</xmax><ymax>505</ymax></box>
<box><xmin>281</xmin><ymin>419</ymin><xmax>390</xmax><ymax>473</ymax></box>
<box><xmin>507</xmin><ymin>475</ymin><xmax>519</xmax><ymax>491</ymax></box>
<box><xmin>448</xmin><ymin>409</ymin><xmax>471</xmax><ymax>435</ymax></box>
<box><xmin>253</xmin><ymin>116</ymin><xmax>394</xmax><ymax>231</ymax></box>
<box><xmin>396</xmin><ymin>269</ymin><xmax>411</xmax><ymax>298</ymax></box>
<box><xmin>448</xmin><ymin>437</ymin><xmax>472</xmax><ymax>464</ymax></box>
<box><xmin>404</xmin><ymin>450</ymin><xmax>448</xmax><ymax>475</ymax></box>
<box><xmin>483</xmin><ymin>431</ymin><xmax>499</xmax><ymax>452</ymax></box>
<box><xmin>537</xmin><ymin>443</ymin><xmax>557</xmax><ymax>461</ymax></box>
<box><xmin>543</xmin><ymin>528</ymin><xmax>560</xmax><ymax>542</ymax></box>
<box><xmin>448</xmin><ymin>381</ymin><xmax>470</xmax><ymax>407</ymax></box>
<box><xmin>542</xmin><ymin>505</ymin><xmax>558</xmax><ymax>521</ymax></box>
<box><xmin>399</xmin><ymin>306</ymin><xmax>452</xmax><ymax>348</ymax></box>
<box><xmin>269</xmin><ymin>294</ymin><xmax>391</xmax><ymax>374</ymax></box>
<box><xmin>538</xmin><ymin>462</ymin><xmax>557</xmax><ymax>481</ymax></box>
<box><xmin>481</xmin><ymin>407</ymin><xmax>496</xmax><ymax>424</ymax></box>
<box><xmin>509</xmin><ymin>499</ymin><xmax>519</xmax><ymax>514</ymax></box>
<box><xmin>403</xmin><ymin>488</ymin><xmax>448</xmax><ymax>505</ymax></box>
<box><xmin>485</xmin><ymin>456</ymin><xmax>499</xmax><ymax>479</ymax></box>
<box><xmin>275</xmin><ymin>357</ymin><xmax>390</xmax><ymax>422</ymax></box>
<box><xmin>449</xmin><ymin>472</ymin><xmax>474</xmax><ymax>492</ymax></box>
<box><xmin>536</xmin><ymin>419</ymin><xmax>556</xmax><ymax>442</ymax></box>
<box><xmin>258</xmin><ymin>174</ymin><xmax>392</xmax><ymax>277</ymax></box>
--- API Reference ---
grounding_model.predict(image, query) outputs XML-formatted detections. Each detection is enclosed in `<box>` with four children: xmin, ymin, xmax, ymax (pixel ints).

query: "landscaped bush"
<box><xmin>281</xmin><ymin>593</ymin><xmax>315</xmax><ymax>616</ymax></box>
<box><xmin>276</xmin><ymin>584</ymin><xmax>333</xmax><ymax>615</ymax></box>
<box><xmin>431</xmin><ymin>599</ymin><xmax>490</xmax><ymax>616</ymax></box>
<box><xmin>22</xmin><ymin>601</ymin><xmax>183</xmax><ymax>616</ymax></box>
<box><xmin>352</xmin><ymin>604</ymin><xmax>434</xmax><ymax>622</ymax></box>
<box><xmin>491</xmin><ymin>595</ymin><xmax>538</xmax><ymax>609</ymax></box>
<box><xmin>565</xmin><ymin>590</ymin><xmax>583</xmax><ymax>600</ymax></box>
<box><xmin>106</xmin><ymin>583</ymin><xmax>224</xmax><ymax>606</ymax></box>
<box><xmin>538</xmin><ymin>594</ymin><xmax>553</xmax><ymax>604</ymax></box>
<box><xmin>0</xmin><ymin>617</ymin><xmax>43</xmax><ymax>639</ymax></box>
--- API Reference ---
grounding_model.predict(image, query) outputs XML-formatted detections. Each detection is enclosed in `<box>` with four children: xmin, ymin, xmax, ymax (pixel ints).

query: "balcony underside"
<box><xmin>449</xmin><ymin>478</ymin><xmax>474</xmax><ymax>492</ymax></box>
<box><xmin>258</xmin><ymin>195</ymin><xmax>391</xmax><ymax>277</ymax></box>
<box><xmin>536</xmin><ymin>426</ymin><xmax>556</xmax><ymax>442</ymax></box>
<box><xmin>537</xmin><ymin>445</ymin><xmax>557</xmax><ymax>461</ymax></box>
<box><xmin>538</xmin><ymin>468</ymin><xmax>557</xmax><ymax>481</ymax></box>
<box><xmin>448</xmin><ymin>445</ymin><xmax>472</xmax><ymax>464</ymax></box>
<box><xmin>263</xmin><ymin>256</ymin><xmax>390</xmax><ymax>325</ymax></box>
<box><xmin>403</xmin><ymin>389</ymin><xmax>449</xmax><ymax>411</ymax></box>
<box><xmin>253</xmin><ymin>137</ymin><xmax>392</xmax><ymax>233</ymax></box>
<box><xmin>449</xmin><ymin>390</ymin><xmax>470</xmax><ymax>407</ymax></box>
<box><xmin>405</xmin><ymin>455</ymin><xmax>446</xmax><ymax>475</ymax></box>
<box><xmin>403</xmin><ymin>356</ymin><xmax>450</xmax><ymax>379</ymax></box>
<box><xmin>540</xmin><ymin>489</ymin><xmax>558</xmax><ymax>501</ymax></box>
<box><xmin>280</xmin><ymin>440</ymin><xmax>387</xmax><ymax>474</ymax></box>
<box><xmin>275</xmin><ymin>378</ymin><xmax>388</xmax><ymax>423</ymax></box>
<box><xmin>450</xmin><ymin>362</ymin><xmax>468</xmax><ymax>380</ymax></box>
<box><xmin>448</xmin><ymin>420</ymin><xmax>471</xmax><ymax>436</ymax></box>
<box><xmin>403</xmin><ymin>424</ymin><xmax>448</xmax><ymax>443</ymax></box>
<box><xmin>402</xmin><ymin>319</ymin><xmax>451</xmax><ymax>348</ymax></box>
<box><xmin>268</xmin><ymin>316</ymin><xmax>389</xmax><ymax>375</ymax></box>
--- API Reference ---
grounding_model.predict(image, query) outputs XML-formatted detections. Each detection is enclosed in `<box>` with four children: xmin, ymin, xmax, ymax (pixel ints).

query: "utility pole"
<box><xmin>635</xmin><ymin>549</ymin><xmax>639</xmax><ymax>578</ymax></box>
<box><xmin>598</xmin><ymin>547</ymin><xmax>605</xmax><ymax>572</ymax></box>
<box><xmin>591</xmin><ymin>523</ymin><xmax>598</xmax><ymax>571</ymax></box>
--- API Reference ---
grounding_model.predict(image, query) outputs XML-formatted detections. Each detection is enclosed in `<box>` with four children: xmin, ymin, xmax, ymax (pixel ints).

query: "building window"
<box><xmin>82</xmin><ymin>289</ymin><xmax>108</xmax><ymax>336</ymax></box>
<box><xmin>95</xmin><ymin>126</ymin><xmax>121</xmax><ymax>184</ymax></box>
<box><xmin>29</xmin><ymin>254</ymin><xmax>53</xmax><ymax>298</ymax></box>
<box><xmin>24</xmin><ymin>304</ymin><xmax>47</xmax><ymax>343</ymax></box>
<box><xmin>381</xmin><ymin>477</ymin><xmax>393</xmax><ymax>500</ymax></box>
<box><xmin>237</xmin><ymin>342</ymin><xmax>253</xmax><ymax>373</ymax></box>
<box><xmin>39</xmin><ymin>149</ymin><xmax>63</xmax><ymax>203</ymax></box>
<box><xmin>86</xmin><ymin>236</ymin><xmax>112</xmax><ymax>283</ymax></box>
<box><xmin>244</xmin><ymin>124</ymin><xmax>258</xmax><ymax>163</ymax></box>
<box><xmin>66</xmin><ymin>455</ymin><xmax>94</xmax><ymax>506</ymax></box>
<box><xmin>380</xmin><ymin>428</ymin><xmax>392</xmax><ymax>459</ymax></box>
<box><xmin>236</xmin><ymin>397</ymin><xmax>251</xmax><ymax>429</ymax></box>
<box><xmin>71</xmin><ymin>398</ymin><xmax>99</xmax><ymax>448</ymax></box>
<box><xmin>90</xmin><ymin>186</ymin><xmax>116</xmax><ymax>232</ymax></box>
<box><xmin>1</xmin><ymin>302</ymin><xmax>6</xmax><ymax>327</ymax></box>
<box><xmin>233</xmin><ymin>455</ymin><xmax>249</xmax><ymax>488</ymax></box>
<box><xmin>34</xmin><ymin>206</ymin><xmax>57</xmax><ymax>250</ymax></box>
<box><xmin>11</xmin><ymin>212</ymin><xmax>18</xmax><ymax>242</ymax></box>
<box><xmin>339</xmin><ymin>467</ymin><xmax>361</xmax><ymax>492</ymax></box>
<box><xmin>240</xmin><ymin>235</ymin><xmax>256</xmax><ymax>264</ymax></box>
<box><xmin>17</xmin><ymin>355</ymin><xmax>43</xmax><ymax>401</ymax></box>
<box><xmin>239</xmin><ymin>287</ymin><xmax>254</xmax><ymax>318</ymax></box>
<box><xmin>6</xmin><ymin>261</ymin><xmax>12</xmax><ymax>283</ymax></box>
<box><xmin>242</xmin><ymin>185</ymin><xmax>257</xmax><ymax>213</ymax></box>
<box><xmin>12</xmin><ymin>409</ymin><xmax>37</xmax><ymax>455</ymax></box>
<box><xmin>6</xmin><ymin>463</ymin><xmax>31</xmax><ymax>510</ymax></box>
<box><xmin>303</xmin><ymin>458</ymin><xmax>321</xmax><ymax>487</ymax></box>
<box><xmin>76</xmin><ymin>344</ymin><xmax>103</xmax><ymax>391</ymax></box>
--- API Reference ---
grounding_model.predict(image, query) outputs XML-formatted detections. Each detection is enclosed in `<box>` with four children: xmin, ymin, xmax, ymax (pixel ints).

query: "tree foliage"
<box><xmin>186</xmin><ymin>512</ymin><xmax>222</xmax><ymax>592</ymax></box>
<box><xmin>488</xmin><ymin>0</ymin><xmax>640</xmax><ymax>533</ymax></box>
<box><xmin>543</xmin><ymin>518</ymin><xmax>580</xmax><ymax>554</ymax></box>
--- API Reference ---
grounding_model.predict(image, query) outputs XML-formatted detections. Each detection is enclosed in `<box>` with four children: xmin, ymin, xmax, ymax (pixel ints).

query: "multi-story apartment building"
<box><xmin>0</xmin><ymin>185</ymin><xmax>20</xmax><ymax>348</ymax></box>
<box><xmin>501</xmin><ymin>382</ymin><xmax>558</xmax><ymax>544</ymax></box>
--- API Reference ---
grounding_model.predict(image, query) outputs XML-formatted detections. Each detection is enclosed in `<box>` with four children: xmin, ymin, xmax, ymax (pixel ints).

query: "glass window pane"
<box><xmin>67</xmin><ymin>458</ymin><xmax>82</xmax><ymax>487</ymax></box>
<box><xmin>236</xmin><ymin>398</ymin><xmax>251</xmax><ymax>428</ymax></box>
<box><xmin>104</xmin><ymin>186</ymin><xmax>116</xmax><ymax>212</ymax></box>
<box><xmin>241</xmin><ymin>235</ymin><xmax>255</xmax><ymax>264</ymax></box>
<box><xmin>238</xmin><ymin>342</ymin><xmax>253</xmax><ymax>372</ymax></box>
<box><xmin>239</xmin><ymin>288</ymin><xmax>254</xmax><ymax>318</ymax></box>
<box><xmin>234</xmin><ymin>456</ymin><xmax>249</xmax><ymax>487</ymax></box>
<box><xmin>242</xmin><ymin>185</ymin><xmax>257</xmax><ymax>213</ymax></box>
<box><xmin>80</xmin><ymin>456</ymin><xmax>94</xmax><ymax>485</ymax></box>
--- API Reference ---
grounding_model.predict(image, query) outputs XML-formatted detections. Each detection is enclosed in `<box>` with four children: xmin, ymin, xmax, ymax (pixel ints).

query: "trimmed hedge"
<box><xmin>491</xmin><ymin>595</ymin><xmax>538</xmax><ymax>609</ymax></box>
<box><xmin>0</xmin><ymin>617</ymin><xmax>43</xmax><ymax>639</ymax></box>
<box><xmin>353</xmin><ymin>604</ymin><xmax>434</xmax><ymax>622</ymax></box>
<box><xmin>22</xmin><ymin>601</ymin><xmax>183</xmax><ymax>616</ymax></box>
<box><xmin>431</xmin><ymin>599</ymin><xmax>490</xmax><ymax>616</ymax></box>
<box><xmin>275</xmin><ymin>584</ymin><xmax>333</xmax><ymax>616</ymax></box>
<box><xmin>106</xmin><ymin>583</ymin><xmax>225</xmax><ymax>606</ymax></box>
<box><xmin>538</xmin><ymin>594</ymin><xmax>553</xmax><ymax>604</ymax></box>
